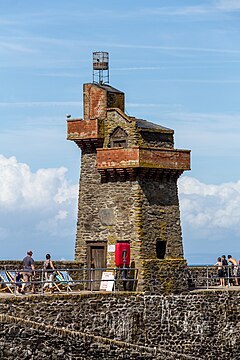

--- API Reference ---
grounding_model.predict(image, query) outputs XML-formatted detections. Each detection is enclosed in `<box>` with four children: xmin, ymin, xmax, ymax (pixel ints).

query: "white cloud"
<box><xmin>37</xmin><ymin>210</ymin><xmax>71</xmax><ymax>237</ymax></box>
<box><xmin>0</xmin><ymin>101</ymin><xmax>81</xmax><ymax>108</ymax></box>
<box><xmin>216</xmin><ymin>0</ymin><xmax>240</xmax><ymax>11</ymax></box>
<box><xmin>179</xmin><ymin>176</ymin><xmax>240</xmax><ymax>230</ymax></box>
<box><xmin>141</xmin><ymin>2</ymin><xmax>240</xmax><ymax>16</ymax></box>
<box><xmin>0</xmin><ymin>41</ymin><xmax>37</xmax><ymax>54</ymax></box>
<box><xmin>111</xmin><ymin>43</ymin><xmax>240</xmax><ymax>54</ymax></box>
<box><xmin>55</xmin><ymin>210</ymin><xmax>68</xmax><ymax>220</ymax></box>
<box><xmin>0</xmin><ymin>155</ymin><xmax>78</xmax><ymax>259</ymax></box>
<box><xmin>0</xmin><ymin>155</ymin><xmax>78</xmax><ymax>210</ymax></box>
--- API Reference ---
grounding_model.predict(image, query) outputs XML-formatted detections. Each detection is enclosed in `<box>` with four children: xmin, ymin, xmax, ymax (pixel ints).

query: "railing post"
<box><xmin>228</xmin><ymin>266</ymin><xmax>230</xmax><ymax>287</ymax></box>
<box><xmin>113</xmin><ymin>268</ymin><xmax>116</xmax><ymax>293</ymax></box>
<box><xmin>90</xmin><ymin>268</ymin><xmax>92</xmax><ymax>292</ymax></box>
<box><xmin>206</xmin><ymin>266</ymin><xmax>209</xmax><ymax>289</ymax></box>
<box><xmin>41</xmin><ymin>269</ymin><xmax>44</xmax><ymax>294</ymax></box>
<box><xmin>14</xmin><ymin>270</ymin><xmax>16</xmax><ymax>295</ymax></box>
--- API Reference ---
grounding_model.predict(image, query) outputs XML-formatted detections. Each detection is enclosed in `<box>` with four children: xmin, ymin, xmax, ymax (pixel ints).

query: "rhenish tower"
<box><xmin>67</xmin><ymin>52</ymin><xmax>191</xmax><ymax>292</ymax></box>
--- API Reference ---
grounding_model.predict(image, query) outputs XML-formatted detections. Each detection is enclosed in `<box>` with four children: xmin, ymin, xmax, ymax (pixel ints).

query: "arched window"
<box><xmin>110</xmin><ymin>127</ymin><xmax>128</xmax><ymax>148</ymax></box>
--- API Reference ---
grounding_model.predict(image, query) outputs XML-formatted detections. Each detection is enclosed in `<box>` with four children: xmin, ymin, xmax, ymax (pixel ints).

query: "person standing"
<box><xmin>21</xmin><ymin>250</ymin><xmax>35</xmax><ymax>293</ymax></box>
<box><xmin>228</xmin><ymin>255</ymin><xmax>239</xmax><ymax>286</ymax></box>
<box><xmin>43</xmin><ymin>254</ymin><xmax>55</xmax><ymax>292</ymax></box>
<box><xmin>221</xmin><ymin>255</ymin><xmax>228</xmax><ymax>286</ymax></box>
<box><xmin>214</xmin><ymin>257</ymin><xmax>224</xmax><ymax>286</ymax></box>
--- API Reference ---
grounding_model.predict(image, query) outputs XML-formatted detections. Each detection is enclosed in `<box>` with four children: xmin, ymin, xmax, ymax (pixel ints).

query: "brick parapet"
<box><xmin>97</xmin><ymin>147</ymin><xmax>191</xmax><ymax>171</ymax></box>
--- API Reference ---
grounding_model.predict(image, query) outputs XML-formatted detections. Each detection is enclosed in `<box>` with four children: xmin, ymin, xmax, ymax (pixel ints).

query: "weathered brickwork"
<box><xmin>67</xmin><ymin>118</ymin><xmax>104</xmax><ymax>141</ymax></box>
<box><xmin>97</xmin><ymin>147</ymin><xmax>190</xmax><ymax>171</ymax></box>
<box><xmin>0</xmin><ymin>292</ymin><xmax>240</xmax><ymax>359</ymax></box>
<box><xmin>84</xmin><ymin>83</ymin><xmax>107</xmax><ymax>120</ymax></box>
<box><xmin>83</xmin><ymin>83</ymin><xmax>125</xmax><ymax>120</ymax></box>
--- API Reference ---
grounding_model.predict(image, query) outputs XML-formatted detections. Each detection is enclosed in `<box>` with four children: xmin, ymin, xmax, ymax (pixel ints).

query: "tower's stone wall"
<box><xmin>68</xmin><ymin>80</ymin><xmax>190</xmax><ymax>292</ymax></box>
<box><xmin>140</xmin><ymin>178</ymin><xmax>183</xmax><ymax>259</ymax></box>
<box><xmin>76</xmin><ymin>149</ymin><xmax>184</xmax><ymax>286</ymax></box>
<box><xmin>75</xmin><ymin>150</ymin><xmax>140</xmax><ymax>268</ymax></box>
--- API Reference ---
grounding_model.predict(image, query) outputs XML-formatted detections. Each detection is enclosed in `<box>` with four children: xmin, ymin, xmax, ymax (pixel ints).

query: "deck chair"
<box><xmin>0</xmin><ymin>270</ymin><xmax>14</xmax><ymax>294</ymax></box>
<box><xmin>42</xmin><ymin>270</ymin><xmax>61</xmax><ymax>293</ymax></box>
<box><xmin>55</xmin><ymin>270</ymin><xmax>76</xmax><ymax>292</ymax></box>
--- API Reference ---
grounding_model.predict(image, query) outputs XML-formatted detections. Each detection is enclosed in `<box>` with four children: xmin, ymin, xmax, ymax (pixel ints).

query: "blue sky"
<box><xmin>1</xmin><ymin>0</ymin><xmax>240</xmax><ymax>264</ymax></box>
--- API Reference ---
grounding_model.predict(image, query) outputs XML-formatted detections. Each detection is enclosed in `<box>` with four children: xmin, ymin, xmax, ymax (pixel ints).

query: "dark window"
<box><xmin>110</xmin><ymin>127</ymin><xmax>128</xmax><ymax>148</ymax></box>
<box><xmin>156</xmin><ymin>240</ymin><xmax>166</xmax><ymax>259</ymax></box>
<box><xmin>112</xmin><ymin>140</ymin><xmax>127</xmax><ymax>148</ymax></box>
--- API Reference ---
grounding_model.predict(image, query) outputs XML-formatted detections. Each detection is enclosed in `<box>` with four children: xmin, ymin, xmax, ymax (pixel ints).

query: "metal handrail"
<box><xmin>0</xmin><ymin>267</ymin><xmax>139</xmax><ymax>296</ymax></box>
<box><xmin>187</xmin><ymin>264</ymin><xmax>240</xmax><ymax>289</ymax></box>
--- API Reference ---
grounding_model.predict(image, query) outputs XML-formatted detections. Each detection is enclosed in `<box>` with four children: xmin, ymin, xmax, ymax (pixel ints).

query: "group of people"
<box><xmin>214</xmin><ymin>254</ymin><xmax>239</xmax><ymax>286</ymax></box>
<box><xmin>16</xmin><ymin>250</ymin><xmax>55</xmax><ymax>294</ymax></box>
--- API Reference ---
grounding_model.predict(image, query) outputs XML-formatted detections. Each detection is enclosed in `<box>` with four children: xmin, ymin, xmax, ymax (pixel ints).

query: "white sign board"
<box><xmin>100</xmin><ymin>271</ymin><xmax>115</xmax><ymax>292</ymax></box>
<box><xmin>108</xmin><ymin>244</ymin><xmax>115</xmax><ymax>253</ymax></box>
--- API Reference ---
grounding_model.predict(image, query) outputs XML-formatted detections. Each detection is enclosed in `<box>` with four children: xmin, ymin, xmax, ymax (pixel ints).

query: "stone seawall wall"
<box><xmin>0</xmin><ymin>260</ymin><xmax>82</xmax><ymax>270</ymax></box>
<box><xmin>1</xmin><ymin>292</ymin><xmax>240</xmax><ymax>359</ymax></box>
<box><xmin>0</xmin><ymin>314</ymin><xmax>159</xmax><ymax>360</ymax></box>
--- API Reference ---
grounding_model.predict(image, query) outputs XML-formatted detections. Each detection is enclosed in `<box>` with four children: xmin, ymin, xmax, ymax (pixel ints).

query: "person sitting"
<box><xmin>43</xmin><ymin>254</ymin><xmax>55</xmax><ymax>292</ymax></box>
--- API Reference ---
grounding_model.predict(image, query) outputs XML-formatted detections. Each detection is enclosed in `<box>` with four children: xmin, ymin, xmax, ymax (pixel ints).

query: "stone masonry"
<box><xmin>1</xmin><ymin>291</ymin><xmax>240</xmax><ymax>359</ymax></box>
<box><xmin>67</xmin><ymin>77</ymin><xmax>190</xmax><ymax>291</ymax></box>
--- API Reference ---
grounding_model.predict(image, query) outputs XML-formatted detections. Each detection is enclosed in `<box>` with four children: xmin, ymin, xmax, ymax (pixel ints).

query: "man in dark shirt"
<box><xmin>21</xmin><ymin>250</ymin><xmax>35</xmax><ymax>293</ymax></box>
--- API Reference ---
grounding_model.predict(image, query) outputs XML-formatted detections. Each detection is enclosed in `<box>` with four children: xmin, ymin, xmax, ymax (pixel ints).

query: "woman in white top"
<box><xmin>43</xmin><ymin>254</ymin><xmax>55</xmax><ymax>291</ymax></box>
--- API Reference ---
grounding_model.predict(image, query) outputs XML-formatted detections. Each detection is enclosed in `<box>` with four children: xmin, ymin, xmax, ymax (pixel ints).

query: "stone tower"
<box><xmin>67</xmin><ymin>55</ymin><xmax>190</xmax><ymax>291</ymax></box>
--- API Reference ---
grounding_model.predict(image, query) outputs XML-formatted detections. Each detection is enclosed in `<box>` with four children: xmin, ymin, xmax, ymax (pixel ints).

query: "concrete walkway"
<box><xmin>191</xmin><ymin>285</ymin><xmax>240</xmax><ymax>292</ymax></box>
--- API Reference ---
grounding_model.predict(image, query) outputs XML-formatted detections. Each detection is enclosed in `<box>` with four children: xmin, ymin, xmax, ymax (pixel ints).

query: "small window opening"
<box><xmin>110</xmin><ymin>127</ymin><xmax>128</xmax><ymax>148</ymax></box>
<box><xmin>112</xmin><ymin>139</ymin><xmax>127</xmax><ymax>148</ymax></box>
<box><xmin>156</xmin><ymin>240</ymin><xmax>166</xmax><ymax>259</ymax></box>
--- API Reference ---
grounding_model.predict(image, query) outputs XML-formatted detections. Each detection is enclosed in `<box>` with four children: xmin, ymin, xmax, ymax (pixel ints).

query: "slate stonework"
<box><xmin>0</xmin><ymin>292</ymin><xmax>240</xmax><ymax>359</ymax></box>
<box><xmin>76</xmin><ymin>150</ymin><xmax>185</xmax><ymax>289</ymax></box>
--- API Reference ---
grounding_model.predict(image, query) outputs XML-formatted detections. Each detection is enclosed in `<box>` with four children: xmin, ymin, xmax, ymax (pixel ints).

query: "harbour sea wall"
<box><xmin>0</xmin><ymin>291</ymin><xmax>240</xmax><ymax>359</ymax></box>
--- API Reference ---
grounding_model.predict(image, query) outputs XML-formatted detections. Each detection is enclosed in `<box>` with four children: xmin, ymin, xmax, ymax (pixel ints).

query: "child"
<box><xmin>15</xmin><ymin>271</ymin><xmax>23</xmax><ymax>294</ymax></box>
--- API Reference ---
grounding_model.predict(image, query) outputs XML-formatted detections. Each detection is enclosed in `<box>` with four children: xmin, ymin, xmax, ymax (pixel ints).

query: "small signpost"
<box><xmin>100</xmin><ymin>271</ymin><xmax>115</xmax><ymax>292</ymax></box>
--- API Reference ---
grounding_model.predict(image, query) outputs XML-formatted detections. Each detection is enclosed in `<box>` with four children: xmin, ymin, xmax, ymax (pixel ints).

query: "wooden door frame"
<box><xmin>86</xmin><ymin>241</ymin><xmax>107</xmax><ymax>269</ymax></box>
